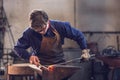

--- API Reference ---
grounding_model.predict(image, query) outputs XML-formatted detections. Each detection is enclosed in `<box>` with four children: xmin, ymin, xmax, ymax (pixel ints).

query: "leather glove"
<box><xmin>29</xmin><ymin>55</ymin><xmax>40</xmax><ymax>66</ymax></box>
<box><xmin>81</xmin><ymin>49</ymin><xmax>90</xmax><ymax>60</ymax></box>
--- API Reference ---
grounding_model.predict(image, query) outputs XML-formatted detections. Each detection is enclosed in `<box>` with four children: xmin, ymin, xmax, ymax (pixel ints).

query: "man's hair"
<box><xmin>30</xmin><ymin>9</ymin><xmax>49</xmax><ymax>28</ymax></box>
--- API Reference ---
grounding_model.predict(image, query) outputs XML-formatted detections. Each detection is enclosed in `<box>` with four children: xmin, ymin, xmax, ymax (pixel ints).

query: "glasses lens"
<box><xmin>34</xmin><ymin>25</ymin><xmax>46</xmax><ymax>33</ymax></box>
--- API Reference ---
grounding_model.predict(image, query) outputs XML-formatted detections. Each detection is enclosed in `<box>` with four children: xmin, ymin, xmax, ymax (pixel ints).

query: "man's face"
<box><xmin>32</xmin><ymin>21</ymin><xmax>49</xmax><ymax>35</ymax></box>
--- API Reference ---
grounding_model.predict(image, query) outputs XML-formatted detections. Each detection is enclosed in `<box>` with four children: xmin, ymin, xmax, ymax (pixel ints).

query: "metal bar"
<box><xmin>59</xmin><ymin>54</ymin><xmax>95</xmax><ymax>65</ymax></box>
<box><xmin>83</xmin><ymin>31</ymin><xmax>120</xmax><ymax>34</ymax></box>
<box><xmin>116</xmin><ymin>35</ymin><xmax>120</xmax><ymax>51</ymax></box>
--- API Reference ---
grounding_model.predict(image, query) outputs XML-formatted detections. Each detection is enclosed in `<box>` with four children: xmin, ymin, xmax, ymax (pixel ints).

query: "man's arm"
<box><xmin>14</xmin><ymin>31</ymin><xmax>31</xmax><ymax>60</ymax></box>
<box><xmin>61</xmin><ymin>22</ymin><xmax>90</xmax><ymax>59</ymax></box>
<box><xmin>63</xmin><ymin>22</ymin><xmax>87</xmax><ymax>49</ymax></box>
<box><xmin>52</xmin><ymin>21</ymin><xmax>90</xmax><ymax>59</ymax></box>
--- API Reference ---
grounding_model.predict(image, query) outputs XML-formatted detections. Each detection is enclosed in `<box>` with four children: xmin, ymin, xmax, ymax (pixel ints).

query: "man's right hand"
<box><xmin>29</xmin><ymin>55</ymin><xmax>40</xmax><ymax>66</ymax></box>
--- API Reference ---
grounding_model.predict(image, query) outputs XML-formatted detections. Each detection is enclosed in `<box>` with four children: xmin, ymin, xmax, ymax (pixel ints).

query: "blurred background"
<box><xmin>0</xmin><ymin>0</ymin><xmax>120</xmax><ymax>80</ymax></box>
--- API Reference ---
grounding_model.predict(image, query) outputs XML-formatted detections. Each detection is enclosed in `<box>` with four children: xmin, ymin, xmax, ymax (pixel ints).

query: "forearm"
<box><xmin>63</xmin><ymin>22</ymin><xmax>87</xmax><ymax>49</ymax></box>
<box><xmin>76</xmin><ymin>32</ymin><xmax>87</xmax><ymax>50</ymax></box>
<box><xmin>72</xmin><ymin>31</ymin><xmax>87</xmax><ymax>49</ymax></box>
<box><xmin>14</xmin><ymin>47</ymin><xmax>31</xmax><ymax>60</ymax></box>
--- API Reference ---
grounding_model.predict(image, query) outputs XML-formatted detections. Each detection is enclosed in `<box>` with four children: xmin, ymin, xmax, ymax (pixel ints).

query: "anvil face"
<box><xmin>42</xmin><ymin>65</ymin><xmax>81</xmax><ymax>80</ymax></box>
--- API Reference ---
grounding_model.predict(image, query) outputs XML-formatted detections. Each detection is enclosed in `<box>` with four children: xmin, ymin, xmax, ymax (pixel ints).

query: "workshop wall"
<box><xmin>3</xmin><ymin>0</ymin><xmax>120</xmax><ymax>51</ymax></box>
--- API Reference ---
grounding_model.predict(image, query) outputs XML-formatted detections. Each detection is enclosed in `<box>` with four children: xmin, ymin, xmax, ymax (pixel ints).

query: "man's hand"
<box><xmin>29</xmin><ymin>55</ymin><xmax>40</xmax><ymax>66</ymax></box>
<box><xmin>81</xmin><ymin>49</ymin><xmax>90</xmax><ymax>60</ymax></box>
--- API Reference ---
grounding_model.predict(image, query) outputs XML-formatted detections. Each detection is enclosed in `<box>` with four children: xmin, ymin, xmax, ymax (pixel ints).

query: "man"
<box><xmin>14</xmin><ymin>9</ymin><xmax>90</xmax><ymax>79</ymax></box>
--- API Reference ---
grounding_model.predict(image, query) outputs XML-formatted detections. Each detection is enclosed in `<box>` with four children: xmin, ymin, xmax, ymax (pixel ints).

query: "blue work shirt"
<box><xmin>14</xmin><ymin>20</ymin><xmax>87</xmax><ymax>60</ymax></box>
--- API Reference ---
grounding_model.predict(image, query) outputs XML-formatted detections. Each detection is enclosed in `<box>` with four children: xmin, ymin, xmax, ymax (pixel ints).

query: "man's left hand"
<box><xmin>81</xmin><ymin>49</ymin><xmax>90</xmax><ymax>60</ymax></box>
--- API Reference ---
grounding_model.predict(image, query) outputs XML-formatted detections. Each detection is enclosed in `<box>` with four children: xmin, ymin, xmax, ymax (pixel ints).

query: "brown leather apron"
<box><xmin>39</xmin><ymin>26</ymin><xmax>64</xmax><ymax>65</ymax></box>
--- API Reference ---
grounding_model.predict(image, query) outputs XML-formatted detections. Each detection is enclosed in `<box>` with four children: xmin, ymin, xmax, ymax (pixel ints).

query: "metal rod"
<box><xmin>59</xmin><ymin>54</ymin><xmax>95</xmax><ymax>65</ymax></box>
<box><xmin>83</xmin><ymin>31</ymin><xmax>120</xmax><ymax>34</ymax></box>
<box><xmin>116</xmin><ymin>35</ymin><xmax>120</xmax><ymax>51</ymax></box>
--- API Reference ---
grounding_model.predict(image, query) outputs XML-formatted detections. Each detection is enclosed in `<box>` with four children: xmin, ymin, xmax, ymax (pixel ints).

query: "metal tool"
<box><xmin>38</xmin><ymin>63</ymin><xmax>48</xmax><ymax>71</ymax></box>
<box><xmin>59</xmin><ymin>54</ymin><xmax>96</xmax><ymax>65</ymax></box>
